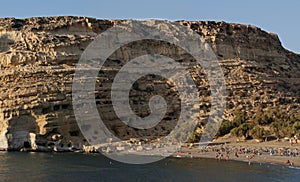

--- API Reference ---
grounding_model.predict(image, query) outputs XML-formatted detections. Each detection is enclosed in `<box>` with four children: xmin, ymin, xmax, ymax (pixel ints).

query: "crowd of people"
<box><xmin>198</xmin><ymin>144</ymin><xmax>299</xmax><ymax>166</ymax></box>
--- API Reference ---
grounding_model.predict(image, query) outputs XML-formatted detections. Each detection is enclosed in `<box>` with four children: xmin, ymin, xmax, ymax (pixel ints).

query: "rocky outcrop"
<box><xmin>0</xmin><ymin>17</ymin><xmax>299</xmax><ymax>151</ymax></box>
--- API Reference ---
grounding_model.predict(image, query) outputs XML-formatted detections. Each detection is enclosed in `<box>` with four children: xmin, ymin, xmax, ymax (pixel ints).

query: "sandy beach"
<box><xmin>174</xmin><ymin>139</ymin><xmax>300</xmax><ymax>167</ymax></box>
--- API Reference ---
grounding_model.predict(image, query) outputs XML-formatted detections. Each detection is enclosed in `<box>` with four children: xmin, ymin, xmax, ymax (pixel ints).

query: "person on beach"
<box><xmin>225</xmin><ymin>151</ymin><xmax>229</xmax><ymax>160</ymax></box>
<box><xmin>215</xmin><ymin>152</ymin><xmax>223</xmax><ymax>160</ymax></box>
<box><xmin>215</xmin><ymin>152</ymin><xmax>219</xmax><ymax>160</ymax></box>
<box><xmin>247</xmin><ymin>154</ymin><xmax>254</xmax><ymax>165</ymax></box>
<box><xmin>285</xmin><ymin>160</ymin><xmax>293</xmax><ymax>166</ymax></box>
<box><xmin>235</xmin><ymin>151</ymin><xmax>239</xmax><ymax>158</ymax></box>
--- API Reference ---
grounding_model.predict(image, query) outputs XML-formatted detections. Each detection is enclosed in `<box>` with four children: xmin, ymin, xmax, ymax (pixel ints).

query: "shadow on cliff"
<box><xmin>6</xmin><ymin>114</ymin><xmax>39</xmax><ymax>150</ymax></box>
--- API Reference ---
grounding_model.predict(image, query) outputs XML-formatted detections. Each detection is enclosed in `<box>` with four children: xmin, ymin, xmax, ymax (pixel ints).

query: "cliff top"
<box><xmin>0</xmin><ymin>16</ymin><xmax>299</xmax><ymax>64</ymax></box>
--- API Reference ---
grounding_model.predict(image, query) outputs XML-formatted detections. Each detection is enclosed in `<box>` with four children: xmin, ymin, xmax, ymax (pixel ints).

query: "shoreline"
<box><xmin>173</xmin><ymin>139</ymin><xmax>300</xmax><ymax>168</ymax></box>
<box><xmin>1</xmin><ymin>140</ymin><xmax>300</xmax><ymax>168</ymax></box>
<box><xmin>169</xmin><ymin>154</ymin><xmax>300</xmax><ymax>170</ymax></box>
<box><xmin>175</xmin><ymin>151</ymin><xmax>300</xmax><ymax>168</ymax></box>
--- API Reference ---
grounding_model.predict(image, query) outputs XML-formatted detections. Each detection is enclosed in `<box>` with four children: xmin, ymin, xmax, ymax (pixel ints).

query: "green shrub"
<box><xmin>251</xmin><ymin>108</ymin><xmax>291</xmax><ymax>125</ymax></box>
<box><xmin>187</xmin><ymin>131</ymin><xmax>201</xmax><ymax>143</ymax></box>
<box><xmin>218</xmin><ymin>109</ymin><xmax>299</xmax><ymax>139</ymax></box>
<box><xmin>270</xmin><ymin>121</ymin><xmax>281</xmax><ymax>138</ymax></box>
<box><xmin>233</xmin><ymin>109</ymin><xmax>246</xmax><ymax>125</ymax></box>
<box><xmin>252</xmin><ymin>110</ymin><xmax>273</xmax><ymax>125</ymax></box>
<box><xmin>293</xmin><ymin>121</ymin><xmax>300</xmax><ymax>132</ymax></box>
<box><xmin>230</xmin><ymin>123</ymin><xmax>254</xmax><ymax>138</ymax></box>
<box><xmin>249</xmin><ymin>126</ymin><xmax>266</xmax><ymax>139</ymax></box>
<box><xmin>281</xmin><ymin>120</ymin><xmax>295</xmax><ymax>137</ymax></box>
<box><xmin>217</xmin><ymin>119</ymin><xmax>235</xmax><ymax>136</ymax></box>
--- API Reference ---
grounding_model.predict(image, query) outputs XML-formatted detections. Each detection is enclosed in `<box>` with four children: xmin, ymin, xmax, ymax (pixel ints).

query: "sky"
<box><xmin>0</xmin><ymin>0</ymin><xmax>299</xmax><ymax>53</ymax></box>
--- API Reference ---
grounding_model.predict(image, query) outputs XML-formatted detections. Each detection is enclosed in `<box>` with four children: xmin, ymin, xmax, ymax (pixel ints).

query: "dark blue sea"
<box><xmin>0</xmin><ymin>152</ymin><xmax>299</xmax><ymax>182</ymax></box>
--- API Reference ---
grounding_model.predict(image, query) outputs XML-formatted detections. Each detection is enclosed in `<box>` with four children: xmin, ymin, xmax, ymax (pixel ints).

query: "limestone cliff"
<box><xmin>0</xmin><ymin>17</ymin><xmax>299</xmax><ymax>150</ymax></box>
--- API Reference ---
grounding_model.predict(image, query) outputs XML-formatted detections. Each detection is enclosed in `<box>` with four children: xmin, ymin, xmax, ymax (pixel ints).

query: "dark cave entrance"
<box><xmin>23</xmin><ymin>141</ymin><xmax>30</xmax><ymax>148</ymax></box>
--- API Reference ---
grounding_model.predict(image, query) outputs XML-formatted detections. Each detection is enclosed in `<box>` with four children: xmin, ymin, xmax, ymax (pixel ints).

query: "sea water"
<box><xmin>0</xmin><ymin>152</ymin><xmax>299</xmax><ymax>182</ymax></box>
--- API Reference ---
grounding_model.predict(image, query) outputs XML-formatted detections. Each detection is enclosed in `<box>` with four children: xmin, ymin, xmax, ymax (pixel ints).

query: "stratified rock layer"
<box><xmin>0</xmin><ymin>17</ymin><xmax>299</xmax><ymax>150</ymax></box>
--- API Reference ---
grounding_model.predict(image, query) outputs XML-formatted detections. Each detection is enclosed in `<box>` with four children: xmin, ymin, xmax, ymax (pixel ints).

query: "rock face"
<box><xmin>0</xmin><ymin>17</ymin><xmax>299</xmax><ymax>150</ymax></box>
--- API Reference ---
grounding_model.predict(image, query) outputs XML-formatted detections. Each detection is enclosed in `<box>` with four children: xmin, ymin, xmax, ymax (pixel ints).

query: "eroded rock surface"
<box><xmin>0</xmin><ymin>17</ymin><xmax>299</xmax><ymax>150</ymax></box>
